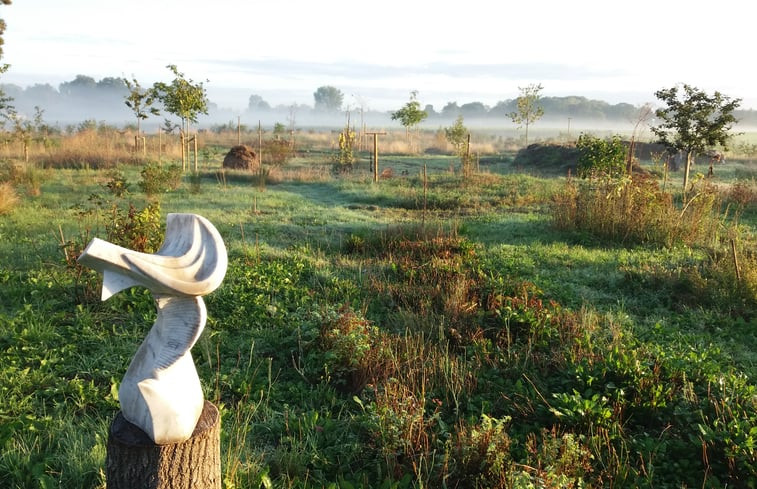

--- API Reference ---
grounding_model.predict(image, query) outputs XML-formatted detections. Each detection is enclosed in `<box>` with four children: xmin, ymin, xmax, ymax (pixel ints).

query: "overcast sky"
<box><xmin>2</xmin><ymin>0</ymin><xmax>755</xmax><ymax>112</ymax></box>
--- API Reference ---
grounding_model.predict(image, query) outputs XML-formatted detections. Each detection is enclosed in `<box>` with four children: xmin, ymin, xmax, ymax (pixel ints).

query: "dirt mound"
<box><xmin>625</xmin><ymin>141</ymin><xmax>670</xmax><ymax>162</ymax></box>
<box><xmin>513</xmin><ymin>143</ymin><xmax>579</xmax><ymax>175</ymax></box>
<box><xmin>222</xmin><ymin>145</ymin><xmax>259</xmax><ymax>171</ymax></box>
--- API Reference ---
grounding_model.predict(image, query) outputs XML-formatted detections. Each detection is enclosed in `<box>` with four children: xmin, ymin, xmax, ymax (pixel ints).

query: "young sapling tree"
<box><xmin>124</xmin><ymin>77</ymin><xmax>160</xmax><ymax>153</ymax></box>
<box><xmin>652</xmin><ymin>84</ymin><xmax>740</xmax><ymax>197</ymax></box>
<box><xmin>391</xmin><ymin>91</ymin><xmax>428</xmax><ymax>147</ymax></box>
<box><xmin>153</xmin><ymin>65</ymin><xmax>209</xmax><ymax>170</ymax></box>
<box><xmin>509</xmin><ymin>83</ymin><xmax>544</xmax><ymax>146</ymax></box>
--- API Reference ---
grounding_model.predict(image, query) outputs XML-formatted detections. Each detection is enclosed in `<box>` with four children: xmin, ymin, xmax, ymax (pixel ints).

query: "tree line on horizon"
<box><xmin>5</xmin><ymin>75</ymin><xmax>757</xmax><ymax>128</ymax></box>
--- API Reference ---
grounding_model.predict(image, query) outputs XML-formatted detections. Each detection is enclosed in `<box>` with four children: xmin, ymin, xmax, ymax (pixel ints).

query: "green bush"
<box><xmin>105</xmin><ymin>201</ymin><xmax>163</xmax><ymax>253</ymax></box>
<box><xmin>138</xmin><ymin>162</ymin><xmax>182</xmax><ymax>196</ymax></box>
<box><xmin>576</xmin><ymin>133</ymin><xmax>627</xmax><ymax>178</ymax></box>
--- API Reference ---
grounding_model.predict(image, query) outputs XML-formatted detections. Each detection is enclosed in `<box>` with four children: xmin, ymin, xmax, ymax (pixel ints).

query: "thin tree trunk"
<box><xmin>683</xmin><ymin>150</ymin><xmax>693</xmax><ymax>198</ymax></box>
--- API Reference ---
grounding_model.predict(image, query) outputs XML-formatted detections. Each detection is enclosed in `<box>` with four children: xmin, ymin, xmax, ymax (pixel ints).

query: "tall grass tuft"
<box><xmin>0</xmin><ymin>182</ymin><xmax>19</xmax><ymax>214</ymax></box>
<box><xmin>553</xmin><ymin>173</ymin><xmax>723</xmax><ymax>248</ymax></box>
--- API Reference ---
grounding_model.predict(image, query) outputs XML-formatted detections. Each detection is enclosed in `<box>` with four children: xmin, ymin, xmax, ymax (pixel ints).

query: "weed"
<box><xmin>449</xmin><ymin>415</ymin><xmax>512</xmax><ymax>488</ymax></box>
<box><xmin>317</xmin><ymin>307</ymin><xmax>391</xmax><ymax>393</ymax></box>
<box><xmin>104</xmin><ymin>168</ymin><xmax>129</xmax><ymax>197</ymax></box>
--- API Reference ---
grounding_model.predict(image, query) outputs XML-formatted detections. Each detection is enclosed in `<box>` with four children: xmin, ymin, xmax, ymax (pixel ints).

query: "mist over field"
<box><xmin>5</xmin><ymin>75</ymin><xmax>757</xmax><ymax>134</ymax></box>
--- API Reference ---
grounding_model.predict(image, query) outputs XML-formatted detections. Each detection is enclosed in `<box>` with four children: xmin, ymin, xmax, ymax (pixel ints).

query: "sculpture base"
<box><xmin>106</xmin><ymin>401</ymin><xmax>220</xmax><ymax>489</ymax></box>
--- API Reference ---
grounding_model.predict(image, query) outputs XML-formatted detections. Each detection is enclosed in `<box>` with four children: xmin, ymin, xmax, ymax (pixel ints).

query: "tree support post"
<box><xmin>365</xmin><ymin>131</ymin><xmax>386</xmax><ymax>183</ymax></box>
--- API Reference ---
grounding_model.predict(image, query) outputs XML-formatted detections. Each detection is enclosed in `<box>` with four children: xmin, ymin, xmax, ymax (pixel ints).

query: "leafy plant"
<box><xmin>105</xmin><ymin>201</ymin><xmax>163</xmax><ymax>253</ymax></box>
<box><xmin>104</xmin><ymin>167</ymin><xmax>129</xmax><ymax>197</ymax></box>
<box><xmin>575</xmin><ymin>133</ymin><xmax>627</xmax><ymax>178</ymax></box>
<box><xmin>138</xmin><ymin>162</ymin><xmax>181</xmax><ymax>196</ymax></box>
<box><xmin>450</xmin><ymin>415</ymin><xmax>512</xmax><ymax>488</ymax></box>
<box><xmin>123</xmin><ymin>76</ymin><xmax>160</xmax><ymax>138</ymax></box>
<box><xmin>336</xmin><ymin>127</ymin><xmax>356</xmax><ymax>170</ymax></box>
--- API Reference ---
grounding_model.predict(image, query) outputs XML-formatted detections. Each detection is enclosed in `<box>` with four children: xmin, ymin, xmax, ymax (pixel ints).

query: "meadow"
<box><xmin>0</xmin><ymin>125</ymin><xmax>756</xmax><ymax>488</ymax></box>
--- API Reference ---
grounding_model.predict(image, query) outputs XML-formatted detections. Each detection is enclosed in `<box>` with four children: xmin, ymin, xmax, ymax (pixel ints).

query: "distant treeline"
<box><xmin>3</xmin><ymin>74</ymin><xmax>757</xmax><ymax>129</ymax></box>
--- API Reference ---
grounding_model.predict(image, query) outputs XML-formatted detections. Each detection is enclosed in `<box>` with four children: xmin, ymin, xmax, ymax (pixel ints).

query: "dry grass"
<box><xmin>267</xmin><ymin>165</ymin><xmax>333</xmax><ymax>183</ymax></box>
<box><xmin>19</xmin><ymin>129</ymin><xmax>185</xmax><ymax>169</ymax></box>
<box><xmin>0</xmin><ymin>182</ymin><xmax>19</xmax><ymax>214</ymax></box>
<box><xmin>553</xmin><ymin>174</ymin><xmax>726</xmax><ymax>248</ymax></box>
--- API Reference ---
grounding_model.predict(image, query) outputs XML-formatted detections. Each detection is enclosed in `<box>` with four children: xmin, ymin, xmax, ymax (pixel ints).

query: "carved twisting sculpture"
<box><xmin>78</xmin><ymin>213</ymin><xmax>227</xmax><ymax>444</ymax></box>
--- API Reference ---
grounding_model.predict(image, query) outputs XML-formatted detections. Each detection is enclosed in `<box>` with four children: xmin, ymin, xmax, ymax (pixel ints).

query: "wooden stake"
<box><xmin>731</xmin><ymin>238</ymin><xmax>742</xmax><ymax>281</ymax></box>
<box><xmin>423</xmin><ymin>163</ymin><xmax>428</xmax><ymax>228</ymax></box>
<box><xmin>258</xmin><ymin>121</ymin><xmax>262</xmax><ymax>167</ymax></box>
<box><xmin>194</xmin><ymin>134</ymin><xmax>198</xmax><ymax>172</ymax></box>
<box><xmin>158</xmin><ymin>127</ymin><xmax>162</xmax><ymax>164</ymax></box>
<box><xmin>365</xmin><ymin>131</ymin><xmax>386</xmax><ymax>183</ymax></box>
<box><xmin>181</xmin><ymin>132</ymin><xmax>186</xmax><ymax>171</ymax></box>
<box><xmin>465</xmin><ymin>133</ymin><xmax>471</xmax><ymax>177</ymax></box>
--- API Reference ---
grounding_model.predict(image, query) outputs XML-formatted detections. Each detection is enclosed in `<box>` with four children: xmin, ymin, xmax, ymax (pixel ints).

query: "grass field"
<box><xmin>0</xmin><ymin>130</ymin><xmax>756</xmax><ymax>488</ymax></box>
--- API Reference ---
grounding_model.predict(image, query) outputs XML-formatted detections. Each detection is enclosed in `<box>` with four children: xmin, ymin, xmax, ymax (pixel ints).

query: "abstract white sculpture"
<box><xmin>78</xmin><ymin>213</ymin><xmax>227</xmax><ymax>444</ymax></box>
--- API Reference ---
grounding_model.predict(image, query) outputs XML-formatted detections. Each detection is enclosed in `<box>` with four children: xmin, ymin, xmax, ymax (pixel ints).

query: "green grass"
<box><xmin>1</xmin><ymin>153</ymin><xmax>756</xmax><ymax>488</ymax></box>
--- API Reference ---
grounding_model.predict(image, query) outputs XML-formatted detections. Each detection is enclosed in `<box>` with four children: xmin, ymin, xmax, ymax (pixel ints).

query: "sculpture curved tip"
<box><xmin>78</xmin><ymin>213</ymin><xmax>228</xmax><ymax>299</ymax></box>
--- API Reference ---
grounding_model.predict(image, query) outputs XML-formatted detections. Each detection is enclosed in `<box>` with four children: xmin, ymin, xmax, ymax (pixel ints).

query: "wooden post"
<box><xmin>731</xmin><ymin>238</ymin><xmax>742</xmax><ymax>281</ymax></box>
<box><xmin>258</xmin><ymin>121</ymin><xmax>262</xmax><ymax>166</ymax></box>
<box><xmin>158</xmin><ymin>127</ymin><xmax>162</xmax><ymax>164</ymax></box>
<box><xmin>465</xmin><ymin>133</ymin><xmax>471</xmax><ymax>177</ymax></box>
<box><xmin>237</xmin><ymin>116</ymin><xmax>241</xmax><ymax>146</ymax></box>
<box><xmin>194</xmin><ymin>134</ymin><xmax>198</xmax><ymax>172</ymax></box>
<box><xmin>422</xmin><ymin>163</ymin><xmax>427</xmax><ymax>228</ymax></box>
<box><xmin>106</xmin><ymin>401</ymin><xmax>221</xmax><ymax>489</ymax></box>
<box><xmin>372</xmin><ymin>133</ymin><xmax>378</xmax><ymax>182</ymax></box>
<box><xmin>365</xmin><ymin>131</ymin><xmax>386</xmax><ymax>183</ymax></box>
<box><xmin>181</xmin><ymin>132</ymin><xmax>186</xmax><ymax>171</ymax></box>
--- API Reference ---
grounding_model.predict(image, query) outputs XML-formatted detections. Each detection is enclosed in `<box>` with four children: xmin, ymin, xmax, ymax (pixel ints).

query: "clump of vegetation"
<box><xmin>105</xmin><ymin>201</ymin><xmax>163</xmax><ymax>253</ymax></box>
<box><xmin>104</xmin><ymin>167</ymin><xmax>129</xmax><ymax>197</ymax></box>
<box><xmin>335</xmin><ymin>126</ymin><xmax>356</xmax><ymax>172</ymax></box>
<box><xmin>575</xmin><ymin>133</ymin><xmax>627</xmax><ymax>178</ymax></box>
<box><xmin>138</xmin><ymin>162</ymin><xmax>182</xmax><ymax>196</ymax></box>
<box><xmin>261</xmin><ymin>139</ymin><xmax>293</xmax><ymax>166</ymax></box>
<box><xmin>513</xmin><ymin>143</ymin><xmax>579</xmax><ymax>174</ymax></box>
<box><xmin>0</xmin><ymin>180</ymin><xmax>18</xmax><ymax>214</ymax></box>
<box><xmin>553</xmin><ymin>173</ymin><xmax>723</xmax><ymax>248</ymax></box>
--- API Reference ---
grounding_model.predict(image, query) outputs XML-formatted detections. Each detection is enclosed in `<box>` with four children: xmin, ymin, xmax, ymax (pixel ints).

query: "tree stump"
<box><xmin>106</xmin><ymin>401</ymin><xmax>221</xmax><ymax>489</ymax></box>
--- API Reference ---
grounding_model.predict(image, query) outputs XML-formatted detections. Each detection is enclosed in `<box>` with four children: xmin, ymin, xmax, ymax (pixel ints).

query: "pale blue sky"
<box><xmin>3</xmin><ymin>0</ymin><xmax>755</xmax><ymax>111</ymax></box>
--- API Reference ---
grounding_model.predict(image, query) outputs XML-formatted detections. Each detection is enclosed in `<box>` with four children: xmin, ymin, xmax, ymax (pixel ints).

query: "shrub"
<box><xmin>138</xmin><ymin>162</ymin><xmax>182</xmax><ymax>196</ymax></box>
<box><xmin>105</xmin><ymin>201</ymin><xmax>163</xmax><ymax>253</ymax></box>
<box><xmin>576</xmin><ymin>133</ymin><xmax>627</xmax><ymax>178</ymax></box>
<box><xmin>317</xmin><ymin>307</ymin><xmax>391</xmax><ymax>393</ymax></box>
<box><xmin>104</xmin><ymin>168</ymin><xmax>130</xmax><ymax>197</ymax></box>
<box><xmin>262</xmin><ymin>139</ymin><xmax>293</xmax><ymax>166</ymax></box>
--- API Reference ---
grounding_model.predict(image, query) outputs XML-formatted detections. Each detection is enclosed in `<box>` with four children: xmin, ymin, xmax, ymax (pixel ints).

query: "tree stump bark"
<box><xmin>106</xmin><ymin>400</ymin><xmax>221</xmax><ymax>489</ymax></box>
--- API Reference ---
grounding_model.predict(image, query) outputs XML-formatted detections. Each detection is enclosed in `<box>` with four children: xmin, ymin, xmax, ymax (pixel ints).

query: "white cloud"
<box><xmin>2</xmin><ymin>0</ymin><xmax>756</xmax><ymax>110</ymax></box>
